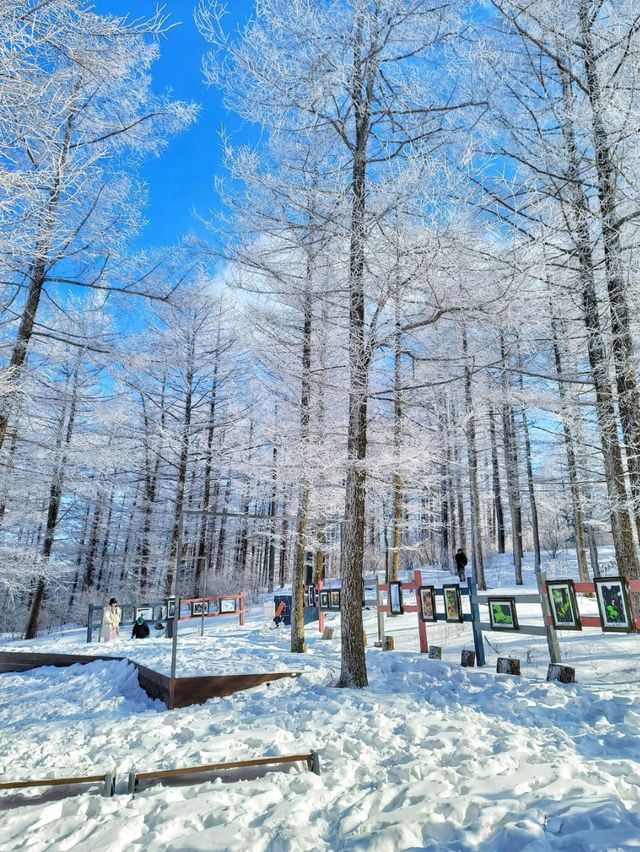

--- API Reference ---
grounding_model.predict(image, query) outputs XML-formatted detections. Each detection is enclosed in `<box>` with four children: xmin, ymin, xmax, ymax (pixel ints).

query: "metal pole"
<box><xmin>169</xmin><ymin>508</ymin><xmax>184</xmax><ymax>707</ymax></box>
<box><xmin>376</xmin><ymin>583</ymin><xmax>385</xmax><ymax>644</ymax></box>
<box><xmin>467</xmin><ymin>576</ymin><xmax>485</xmax><ymax>667</ymax></box>
<box><xmin>200</xmin><ymin>557</ymin><xmax>208</xmax><ymax>638</ymax></box>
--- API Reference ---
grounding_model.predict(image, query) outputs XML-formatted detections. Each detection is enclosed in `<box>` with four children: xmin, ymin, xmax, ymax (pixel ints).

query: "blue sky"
<box><xmin>94</xmin><ymin>0</ymin><xmax>254</xmax><ymax>249</ymax></box>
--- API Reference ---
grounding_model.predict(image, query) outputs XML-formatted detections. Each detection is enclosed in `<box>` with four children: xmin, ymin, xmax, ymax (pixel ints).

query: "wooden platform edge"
<box><xmin>1</xmin><ymin>651</ymin><xmax>304</xmax><ymax>709</ymax></box>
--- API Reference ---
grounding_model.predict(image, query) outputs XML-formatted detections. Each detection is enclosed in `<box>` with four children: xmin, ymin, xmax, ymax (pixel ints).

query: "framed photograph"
<box><xmin>594</xmin><ymin>577</ymin><xmax>634</xmax><ymax>633</ymax></box>
<box><xmin>488</xmin><ymin>597</ymin><xmax>519</xmax><ymax>631</ymax></box>
<box><xmin>191</xmin><ymin>600</ymin><xmax>207</xmax><ymax>617</ymax></box>
<box><xmin>136</xmin><ymin>606</ymin><xmax>154</xmax><ymax>622</ymax></box>
<box><xmin>443</xmin><ymin>584</ymin><xmax>463</xmax><ymax>623</ymax></box>
<box><xmin>547</xmin><ymin>580</ymin><xmax>582</xmax><ymax>631</ymax></box>
<box><xmin>418</xmin><ymin>586</ymin><xmax>437</xmax><ymax>623</ymax></box>
<box><xmin>167</xmin><ymin>599</ymin><xmax>176</xmax><ymax>618</ymax></box>
<box><xmin>303</xmin><ymin>588</ymin><xmax>309</xmax><ymax>607</ymax></box>
<box><xmin>389</xmin><ymin>581</ymin><xmax>404</xmax><ymax>615</ymax></box>
<box><xmin>220</xmin><ymin>597</ymin><xmax>237</xmax><ymax>614</ymax></box>
<box><xmin>330</xmin><ymin>590</ymin><xmax>341</xmax><ymax>610</ymax></box>
<box><xmin>319</xmin><ymin>590</ymin><xmax>330</xmax><ymax>610</ymax></box>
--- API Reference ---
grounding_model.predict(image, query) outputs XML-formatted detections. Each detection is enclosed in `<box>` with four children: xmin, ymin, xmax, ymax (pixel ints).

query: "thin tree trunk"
<box><xmin>463</xmin><ymin>328</ymin><xmax>486</xmax><ymax>590</ymax></box>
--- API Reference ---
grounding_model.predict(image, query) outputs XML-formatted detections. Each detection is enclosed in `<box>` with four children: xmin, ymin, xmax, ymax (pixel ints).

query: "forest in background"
<box><xmin>1</xmin><ymin>0</ymin><xmax>639</xmax><ymax>687</ymax></box>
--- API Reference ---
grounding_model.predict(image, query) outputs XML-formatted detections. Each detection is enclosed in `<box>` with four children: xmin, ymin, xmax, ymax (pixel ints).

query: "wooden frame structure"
<box><xmin>0</xmin><ymin>651</ymin><xmax>301</xmax><ymax>710</ymax></box>
<box><xmin>128</xmin><ymin>751</ymin><xmax>320</xmax><ymax>794</ymax></box>
<box><xmin>0</xmin><ymin>772</ymin><xmax>115</xmax><ymax>798</ymax></box>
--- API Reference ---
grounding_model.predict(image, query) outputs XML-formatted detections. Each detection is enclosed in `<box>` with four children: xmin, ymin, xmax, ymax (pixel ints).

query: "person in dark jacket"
<box><xmin>131</xmin><ymin>615</ymin><xmax>150</xmax><ymax>639</ymax></box>
<box><xmin>454</xmin><ymin>548</ymin><xmax>468</xmax><ymax>582</ymax></box>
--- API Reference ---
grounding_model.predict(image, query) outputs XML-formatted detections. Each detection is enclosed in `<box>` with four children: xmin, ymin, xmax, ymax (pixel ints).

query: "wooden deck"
<box><xmin>0</xmin><ymin>651</ymin><xmax>301</xmax><ymax>709</ymax></box>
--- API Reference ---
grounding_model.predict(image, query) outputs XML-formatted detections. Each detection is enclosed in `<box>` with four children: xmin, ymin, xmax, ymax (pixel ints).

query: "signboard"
<box><xmin>220</xmin><ymin>597</ymin><xmax>237</xmax><ymax>614</ymax></box>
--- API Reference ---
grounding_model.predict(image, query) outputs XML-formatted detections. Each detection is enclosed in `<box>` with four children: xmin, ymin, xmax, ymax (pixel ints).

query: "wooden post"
<box><xmin>467</xmin><ymin>576</ymin><xmax>485</xmax><ymax>667</ymax></box>
<box><xmin>413</xmin><ymin>569</ymin><xmax>428</xmax><ymax>653</ymax></box>
<box><xmin>536</xmin><ymin>569</ymin><xmax>561</xmax><ymax>665</ymax></box>
<box><xmin>239</xmin><ymin>592</ymin><xmax>245</xmax><ymax>627</ymax></box>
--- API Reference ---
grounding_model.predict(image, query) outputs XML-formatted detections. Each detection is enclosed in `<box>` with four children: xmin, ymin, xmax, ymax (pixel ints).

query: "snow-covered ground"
<box><xmin>2</xmin><ymin>552</ymin><xmax>640</xmax><ymax>850</ymax></box>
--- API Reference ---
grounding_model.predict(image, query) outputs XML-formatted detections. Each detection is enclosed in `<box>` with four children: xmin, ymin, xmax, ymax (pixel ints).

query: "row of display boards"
<box><xmin>309</xmin><ymin>576</ymin><xmax>639</xmax><ymax>634</ymax></box>
<box><xmin>87</xmin><ymin>593</ymin><xmax>244</xmax><ymax>642</ymax></box>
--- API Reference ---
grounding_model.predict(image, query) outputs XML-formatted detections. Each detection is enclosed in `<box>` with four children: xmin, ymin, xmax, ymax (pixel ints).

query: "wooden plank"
<box><xmin>0</xmin><ymin>650</ymin><xmax>123</xmax><ymax>674</ymax></box>
<box><xmin>171</xmin><ymin>671</ymin><xmax>300</xmax><ymax>708</ymax></box>
<box><xmin>479</xmin><ymin>622</ymin><xmax>548</xmax><ymax>636</ymax></box>
<box><xmin>0</xmin><ymin>774</ymin><xmax>104</xmax><ymax>789</ymax></box>
<box><xmin>477</xmin><ymin>593</ymin><xmax>540</xmax><ymax>604</ymax></box>
<box><xmin>136</xmin><ymin>753</ymin><xmax>313</xmax><ymax>782</ymax></box>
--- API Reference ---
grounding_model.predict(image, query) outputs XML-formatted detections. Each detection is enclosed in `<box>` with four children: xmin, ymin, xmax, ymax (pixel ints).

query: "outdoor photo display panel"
<box><xmin>488</xmin><ymin>597</ymin><xmax>519</xmax><ymax>631</ymax></box>
<box><xmin>443</xmin><ymin>584</ymin><xmax>463</xmax><ymax>623</ymax></box>
<box><xmin>418</xmin><ymin>586</ymin><xmax>437</xmax><ymax>623</ymax></box>
<box><xmin>547</xmin><ymin>580</ymin><xmax>582</xmax><ymax>631</ymax></box>
<box><xmin>330</xmin><ymin>590</ymin><xmax>341</xmax><ymax>610</ymax></box>
<box><xmin>190</xmin><ymin>600</ymin><xmax>207</xmax><ymax>617</ymax></box>
<box><xmin>220</xmin><ymin>597</ymin><xmax>237</xmax><ymax>614</ymax></box>
<box><xmin>389</xmin><ymin>581</ymin><xmax>403</xmax><ymax>615</ymax></box>
<box><xmin>594</xmin><ymin>577</ymin><xmax>634</xmax><ymax>633</ymax></box>
<box><xmin>319</xmin><ymin>590</ymin><xmax>330</xmax><ymax>610</ymax></box>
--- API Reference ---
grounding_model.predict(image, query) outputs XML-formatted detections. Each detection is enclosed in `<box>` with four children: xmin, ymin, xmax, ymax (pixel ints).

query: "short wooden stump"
<box><xmin>547</xmin><ymin>664</ymin><xmax>575</xmax><ymax>684</ymax></box>
<box><xmin>497</xmin><ymin>657</ymin><xmax>521</xmax><ymax>676</ymax></box>
<box><xmin>461</xmin><ymin>650</ymin><xmax>475</xmax><ymax>668</ymax></box>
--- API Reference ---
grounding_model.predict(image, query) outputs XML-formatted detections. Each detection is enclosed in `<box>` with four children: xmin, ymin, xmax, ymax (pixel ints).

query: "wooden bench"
<box><xmin>128</xmin><ymin>751</ymin><xmax>320</xmax><ymax>794</ymax></box>
<box><xmin>0</xmin><ymin>772</ymin><xmax>115</xmax><ymax>797</ymax></box>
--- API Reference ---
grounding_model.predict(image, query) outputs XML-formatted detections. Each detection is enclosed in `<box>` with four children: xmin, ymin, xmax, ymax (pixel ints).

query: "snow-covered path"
<box><xmin>2</xmin><ymin>611</ymin><xmax>640</xmax><ymax>851</ymax></box>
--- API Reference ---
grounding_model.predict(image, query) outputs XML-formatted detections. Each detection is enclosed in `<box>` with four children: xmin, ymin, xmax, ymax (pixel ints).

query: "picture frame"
<box><xmin>136</xmin><ymin>606</ymin><xmax>154</xmax><ymax>622</ymax></box>
<box><xmin>319</xmin><ymin>590</ymin><xmax>330</xmax><ymax>611</ymax></box>
<box><xmin>594</xmin><ymin>577</ymin><xmax>634</xmax><ymax>633</ymax></box>
<box><xmin>547</xmin><ymin>580</ymin><xmax>582</xmax><ymax>631</ymax></box>
<box><xmin>442</xmin><ymin>584</ymin><xmax>464</xmax><ymax>623</ymax></box>
<box><xmin>307</xmin><ymin>586</ymin><xmax>316</xmax><ymax>607</ymax></box>
<box><xmin>418</xmin><ymin>586</ymin><xmax>437</xmax><ymax>623</ymax></box>
<box><xmin>220</xmin><ymin>597</ymin><xmax>237</xmax><ymax>614</ymax></box>
<box><xmin>330</xmin><ymin>590</ymin><xmax>341</xmax><ymax>610</ymax></box>
<box><xmin>191</xmin><ymin>600</ymin><xmax>207</xmax><ymax>617</ymax></box>
<box><xmin>487</xmin><ymin>597</ymin><xmax>519</xmax><ymax>631</ymax></box>
<box><xmin>303</xmin><ymin>588</ymin><xmax>309</xmax><ymax>607</ymax></box>
<box><xmin>389</xmin><ymin>581</ymin><xmax>403</xmax><ymax>615</ymax></box>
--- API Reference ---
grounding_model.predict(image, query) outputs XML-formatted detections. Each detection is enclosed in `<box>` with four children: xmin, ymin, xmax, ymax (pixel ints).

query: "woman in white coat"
<box><xmin>101</xmin><ymin>598</ymin><xmax>121</xmax><ymax>642</ymax></box>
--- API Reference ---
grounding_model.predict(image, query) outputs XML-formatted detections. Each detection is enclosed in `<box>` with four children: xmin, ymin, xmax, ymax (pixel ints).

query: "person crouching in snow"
<box><xmin>101</xmin><ymin>597</ymin><xmax>121</xmax><ymax>642</ymax></box>
<box><xmin>131</xmin><ymin>615</ymin><xmax>150</xmax><ymax>639</ymax></box>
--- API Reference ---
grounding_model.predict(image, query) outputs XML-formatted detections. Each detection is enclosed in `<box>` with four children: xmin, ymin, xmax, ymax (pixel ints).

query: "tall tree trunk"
<box><xmin>579</xmin><ymin>3</ymin><xmax>640</xmax><ymax>550</ymax></box>
<box><xmin>164</xmin><ymin>342</ymin><xmax>195</xmax><ymax>597</ymax></box>
<box><xmin>550</xmin><ymin>310</ymin><xmax>589</xmax><ymax>580</ymax></box>
<box><xmin>291</xmin><ymin>280</ymin><xmax>312</xmax><ymax>653</ymax></box>
<box><xmin>501</xmin><ymin>337</ymin><xmax>523</xmax><ymax>583</ymax></box>
<box><xmin>488</xmin><ymin>406</ymin><xmax>506</xmax><ymax>554</ymax></box>
<box><xmin>25</xmin><ymin>360</ymin><xmax>80</xmax><ymax>638</ymax></box>
<box><xmin>558</xmin><ymin>62</ymin><xmax>639</xmax><ymax>579</ymax></box>
<box><xmin>463</xmin><ymin>328</ymin><xmax>486</xmax><ymax>590</ymax></box>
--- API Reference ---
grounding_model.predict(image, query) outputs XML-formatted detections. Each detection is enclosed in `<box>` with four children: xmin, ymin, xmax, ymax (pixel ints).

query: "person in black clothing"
<box><xmin>454</xmin><ymin>548</ymin><xmax>468</xmax><ymax>582</ymax></box>
<box><xmin>131</xmin><ymin>615</ymin><xmax>150</xmax><ymax>639</ymax></box>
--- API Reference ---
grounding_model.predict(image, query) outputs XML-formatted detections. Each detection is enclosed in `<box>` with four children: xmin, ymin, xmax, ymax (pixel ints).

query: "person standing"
<box><xmin>131</xmin><ymin>614</ymin><xmax>150</xmax><ymax>639</ymax></box>
<box><xmin>101</xmin><ymin>598</ymin><xmax>121</xmax><ymax>642</ymax></box>
<box><xmin>454</xmin><ymin>549</ymin><xmax>468</xmax><ymax>582</ymax></box>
